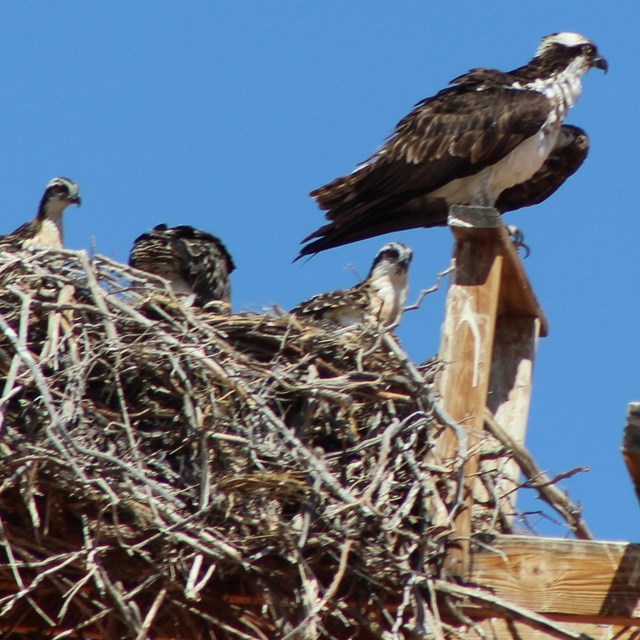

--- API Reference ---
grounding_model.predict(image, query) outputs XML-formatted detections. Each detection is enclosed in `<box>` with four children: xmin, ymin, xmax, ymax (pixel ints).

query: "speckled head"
<box><xmin>373</xmin><ymin>242</ymin><xmax>413</xmax><ymax>269</ymax></box>
<box><xmin>39</xmin><ymin>177</ymin><xmax>82</xmax><ymax>219</ymax></box>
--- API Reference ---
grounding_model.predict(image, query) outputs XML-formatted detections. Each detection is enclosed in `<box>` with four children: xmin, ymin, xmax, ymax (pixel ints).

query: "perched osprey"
<box><xmin>0</xmin><ymin>177</ymin><xmax>81</xmax><ymax>250</ymax></box>
<box><xmin>298</xmin><ymin>33</ymin><xmax>606</xmax><ymax>258</ymax></box>
<box><xmin>129</xmin><ymin>224</ymin><xmax>236</xmax><ymax>308</ymax></box>
<box><xmin>291</xmin><ymin>242</ymin><xmax>413</xmax><ymax>328</ymax></box>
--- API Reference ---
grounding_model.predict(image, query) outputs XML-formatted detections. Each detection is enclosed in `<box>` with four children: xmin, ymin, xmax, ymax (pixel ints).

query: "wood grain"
<box><xmin>469</xmin><ymin>535</ymin><xmax>640</xmax><ymax>623</ymax></box>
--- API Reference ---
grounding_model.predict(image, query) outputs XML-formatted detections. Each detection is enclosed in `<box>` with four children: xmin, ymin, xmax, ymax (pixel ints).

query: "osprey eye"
<box><xmin>582</xmin><ymin>43</ymin><xmax>595</xmax><ymax>55</ymax></box>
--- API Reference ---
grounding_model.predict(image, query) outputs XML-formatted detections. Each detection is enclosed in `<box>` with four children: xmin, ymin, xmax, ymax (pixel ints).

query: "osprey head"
<box><xmin>369</xmin><ymin>242</ymin><xmax>413</xmax><ymax>277</ymax></box>
<box><xmin>39</xmin><ymin>177</ymin><xmax>82</xmax><ymax>219</ymax></box>
<box><xmin>535</xmin><ymin>33</ymin><xmax>608</xmax><ymax>74</ymax></box>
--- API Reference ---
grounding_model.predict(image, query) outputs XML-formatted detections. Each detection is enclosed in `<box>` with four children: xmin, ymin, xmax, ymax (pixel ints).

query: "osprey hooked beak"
<box><xmin>593</xmin><ymin>54</ymin><xmax>608</xmax><ymax>74</ymax></box>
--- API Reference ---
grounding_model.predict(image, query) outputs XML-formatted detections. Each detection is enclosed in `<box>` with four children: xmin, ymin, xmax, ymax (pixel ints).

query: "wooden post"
<box><xmin>436</xmin><ymin>206</ymin><xmax>504</xmax><ymax>577</ymax></box>
<box><xmin>622</xmin><ymin>403</ymin><xmax>640</xmax><ymax>505</ymax></box>
<box><xmin>486</xmin><ymin>316</ymin><xmax>540</xmax><ymax>506</ymax></box>
<box><xmin>437</xmin><ymin>206</ymin><xmax>547</xmax><ymax>577</ymax></box>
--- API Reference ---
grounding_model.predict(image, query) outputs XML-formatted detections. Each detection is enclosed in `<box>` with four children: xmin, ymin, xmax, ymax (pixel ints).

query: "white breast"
<box><xmin>432</xmin><ymin>69</ymin><xmax>584</xmax><ymax>206</ymax></box>
<box><xmin>23</xmin><ymin>218</ymin><xmax>63</xmax><ymax>249</ymax></box>
<box><xmin>432</xmin><ymin>124</ymin><xmax>560</xmax><ymax>206</ymax></box>
<box><xmin>369</xmin><ymin>271</ymin><xmax>408</xmax><ymax>327</ymax></box>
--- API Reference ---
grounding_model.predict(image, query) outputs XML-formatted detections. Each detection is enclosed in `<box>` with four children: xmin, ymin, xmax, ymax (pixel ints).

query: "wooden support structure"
<box><xmin>465</xmin><ymin>534</ymin><xmax>640</xmax><ymax>638</ymax></box>
<box><xmin>429</xmin><ymin>208</ymin><xmax>640</xmax><ymax>640</ymax></box>
<box><xmin>437</xmin><ymin>206</ymin><xmax>548</xmax><ymax>577</ymax></box>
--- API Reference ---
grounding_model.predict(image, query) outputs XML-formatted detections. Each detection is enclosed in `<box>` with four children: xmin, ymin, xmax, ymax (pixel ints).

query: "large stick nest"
<box><xmin>0</xmin><ymin>249</ymin><xmax>587</xmax><ymax>639</ymax></box>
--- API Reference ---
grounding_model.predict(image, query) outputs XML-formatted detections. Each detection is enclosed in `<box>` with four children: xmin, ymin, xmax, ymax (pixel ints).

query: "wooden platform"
<box><xmin>466</xmin><ymin>535</ymin><xmax>640</xmax><ymax>639</ymax></box>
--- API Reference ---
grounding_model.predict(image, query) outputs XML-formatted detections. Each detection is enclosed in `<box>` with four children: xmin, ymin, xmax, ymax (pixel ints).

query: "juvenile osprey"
<box><xmin>129</xmin><ymin>224</ymin><xmax>235</xmax><ymax>308</ymax></box>
<box><xmin>0</xmin><ymin>177</ymin><xmax>81</xmax><ymax>250</ymax></box>
<box><xmin>291</xmin><ymin>242</ymin><xmax>412</xmax><ymax>328</ymax></box>
<box><xmin>298</xmin><ymin>33</ymin><xmax>606</xmax><ymax>258</ymax></box>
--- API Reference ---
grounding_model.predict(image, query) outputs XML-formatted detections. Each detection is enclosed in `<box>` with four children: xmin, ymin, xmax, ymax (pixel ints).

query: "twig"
<box><xmin>135</xmin><ymin>586</ymin><xmax>167</xmax><ymax>640</ymax></box>
<box><xmin>281</xmin><ymin>540</ymin><xmax>353</xmax><ymax>640</ymax></box>
<box><xmin>483</xmin><ymin>409</ymin><xmax>592</xmax><ymax>539</ymax></box>
<box><xmin>434</xmin><ymin>580</ymin><xmax>591</xmax><ymax>640</ymax></box>
<box><xmin>404</xmin><ymin>262</ymin><xmax>455</xmax><ymax>311</ymax></box>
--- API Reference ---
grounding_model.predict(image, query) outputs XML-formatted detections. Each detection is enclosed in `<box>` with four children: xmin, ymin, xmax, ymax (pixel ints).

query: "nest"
<box><xmin>0</xmin><ymin>248</ymin><xmax>589</xmax><ymax>639</ymax></box>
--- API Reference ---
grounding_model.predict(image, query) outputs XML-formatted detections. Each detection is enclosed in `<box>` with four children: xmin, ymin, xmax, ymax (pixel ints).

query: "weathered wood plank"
<box><xmin>447</xmin><ymin>205</ymin><xmax>548</xmax><ymax>336</ymax></box>
<box><xmin>497</xmin><ymin>230</ymin><xmax>549</xmax><ymax>337</ymax></box>
<box><xmin>486</xmin><ymin>315</ymin><xmax>540</xmax><ymax>508</ymax></box>
<box><xmin>475</xmin><ymin>617</ymin><xmax>640</xmax><ymax>640</ymax></box>
<box><xmin>437</xmin><ymin>211</ymin><xmax>505</xmax><ymax>576</ymax></box>
<box><xmin>468</xmin><ymin>535</ymin><xmax>640</xmax><ymax>622</ymax></box>
<box><xmin>438</xmin><ymin>207</ymin><xmax>548</xmax><ymax>575</ymax></box>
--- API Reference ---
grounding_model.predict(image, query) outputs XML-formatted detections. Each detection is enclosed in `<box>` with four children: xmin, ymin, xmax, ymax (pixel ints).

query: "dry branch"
<box><xmin>483</xmin><ymin>410</ymin><xmax>592</xmax><ymax>540</ymax></box>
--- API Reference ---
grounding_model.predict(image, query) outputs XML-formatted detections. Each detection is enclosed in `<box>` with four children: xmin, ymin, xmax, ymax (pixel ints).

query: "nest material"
<box><xmin>0</xmin><ymin>248</ymin><xmax>584</xmax><ymax>639</ymax></box>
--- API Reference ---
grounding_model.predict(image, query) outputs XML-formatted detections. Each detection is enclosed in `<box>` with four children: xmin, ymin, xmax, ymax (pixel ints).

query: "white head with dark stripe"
<box><xmin>366</xmin><ymin>242</ymin><xmax>413</xmax><ymax>326</ymax></box>
<box><xmin>21</xmin><ymin>176</ymin><xmax>82</xmax><ymax>249</ymax></box>
<box><xmin>367</xmin><ymin>242</ymin><xmax>413</xmax><ymax>280</ymax></box>
<box><xmin>38</xmin><ymin>177</ymin><xmax>82</xmax><ymax>221</ymax></box>
<box><xmin>533</xmin><ymin>33</ymin><xmax>608</xmax><ymax>77</ymax></box>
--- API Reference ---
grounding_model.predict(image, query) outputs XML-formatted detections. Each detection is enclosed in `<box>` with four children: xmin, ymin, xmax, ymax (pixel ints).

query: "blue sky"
<box><xmin>1</xmin><ymin>3</ymin><xmax>636</xmax><ymax>541</ymax></box>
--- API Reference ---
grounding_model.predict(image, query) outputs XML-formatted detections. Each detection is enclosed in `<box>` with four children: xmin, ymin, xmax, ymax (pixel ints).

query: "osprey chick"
<box><xmin>298</xmin><ymin>33</ymin><xmax>606</xmax><ymax>258</ymax></box>
<box><xmin>292</xmin><ymin>242</ymin><xmax>412</xmax><ymax>329</ymax></box>
<box><xmin>129</xmin><ymin>224</ymin><xmax>235</xmax><ymax>308</ymax></box>
<box><xmin>0</xmin><ymin>177</ymin><xmax>81</xmax><ymax>250</ymax></box>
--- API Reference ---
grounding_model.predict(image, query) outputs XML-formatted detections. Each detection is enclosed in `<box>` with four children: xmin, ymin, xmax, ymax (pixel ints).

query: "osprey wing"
<box><xmin>0</xmin><ymin>220</ymin><xmax>39</xmax><ymax>248</ymax></box>
<box><xmin>496</xmin><ymin>124</ymin><xmax>589</xmax><ymax>212</ymax></box>
<box><xmin>170</xmin><ymin>226</ymin><xmax>235</xmax><ymax>305</ymax></box>
<box><xmin>129</xmin><ymin>224</ymin><xmax>235</xmax><ymax>306</ymax></box>
<box><xmin>300</xmin><ymin>84</ymin><xmax>551</xmax><ymax>257</ymax></box>
<box><xmin>291</xmin><ymin>286</ymin><xmax>370</xmax><ymax>327</ymax></box>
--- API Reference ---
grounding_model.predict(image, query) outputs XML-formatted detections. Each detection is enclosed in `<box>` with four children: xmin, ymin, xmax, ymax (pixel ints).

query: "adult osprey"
<box><xmin>129</xmin><ymin>224</ymin><xmax>236</xmax><ymax>308</ymax></box>
<box><xmin>0</xmin><ymin>177</ymin><xmax>81</xmax><ymax>250</ymax></box>
<box><xmin>291</xmin><ymin>242</ymin><xmax>412</xmax><ymax>328</ymax></box>
<box><xmin>298</xmin><ymin>33</ymin><xmax>606</xmax><ymax>258</ymax></box>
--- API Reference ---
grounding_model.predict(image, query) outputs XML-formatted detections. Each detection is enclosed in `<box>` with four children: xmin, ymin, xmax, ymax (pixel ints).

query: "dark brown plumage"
<box><xmin>129</xmin><ymin>224</ymin><xmax>235</xmax><ymax>308</ymax></box>
<box><xmin>298</xmin><ymin>33</ymin><xmax>605</xmax><ymax>259</ymax></box>
<box><xmin>495</xmin><ymin>124</ymin><xmax>589</xmax><ymax>211</ymax></box>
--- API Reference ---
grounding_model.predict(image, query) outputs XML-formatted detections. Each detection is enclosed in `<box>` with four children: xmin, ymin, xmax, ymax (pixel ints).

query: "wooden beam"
<box><xmin>486</xmin><ymin>315</ymin><xmax>540</xmax><ymax>508</ymax></box>
<box><xmin>437</xmin><ymin>206</ymin><xmax>548</xmax><ymax>576</ymax></box>
<box><xmin>497</xmin><ymin>230</ymin><xmax>548</xmax><ymax>337</ymax></box>
<box><xmin>468</xmin><ymin>535</ymin><xmax>640</xmax><ymax>624</ymax></box>
<box><xmin>476</xmin><ymin>617</ymin><xmax>640</xmax><ymax>640</ymax></box>
<box><xmin>444</xmin><ymin>205</ymin><xmax>548</xmax><ymax>335</ymax></box>
<box><xmin>622</xmin><ymin>402</ymin><xmax>640</xmax><ymax>506</ymax></box>
<box><xmin>437</xmin><ymin>207</ymin><xmax>505</xmax><ymax>577</ymax></box>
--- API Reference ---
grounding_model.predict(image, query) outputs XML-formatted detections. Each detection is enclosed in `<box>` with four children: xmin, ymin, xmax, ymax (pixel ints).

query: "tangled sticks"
<box><xmin>0</xmin><ymin>249</ymin><xmax>586</xmax><ymax>639</ymax></box>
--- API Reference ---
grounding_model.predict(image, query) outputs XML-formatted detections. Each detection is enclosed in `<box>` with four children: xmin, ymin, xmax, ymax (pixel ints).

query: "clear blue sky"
<box><xmin>1</xmin><ymin>3</ymin><xmax>636</xmax><ymax>541</ymax></box>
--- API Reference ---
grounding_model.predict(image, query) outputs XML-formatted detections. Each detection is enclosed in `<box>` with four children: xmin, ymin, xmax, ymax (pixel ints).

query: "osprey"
<box><xmin>129</xmin><ymin>224</ymin><xmax>236</xmax><ymax>308</ymax></box>
<box><xmin>0</xmin><ymin>177</ymin><xmax>81</xmax><ymax>250</ymax></box>
<box><xmin>298</xmin><ymin>33</ymin><xmax>606</xmax><ymax>258</ymax></box>
<box><xmin>291</xmin><ymin>242</ymin><xmax>413</xmax><ymax>328</ymax></box>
